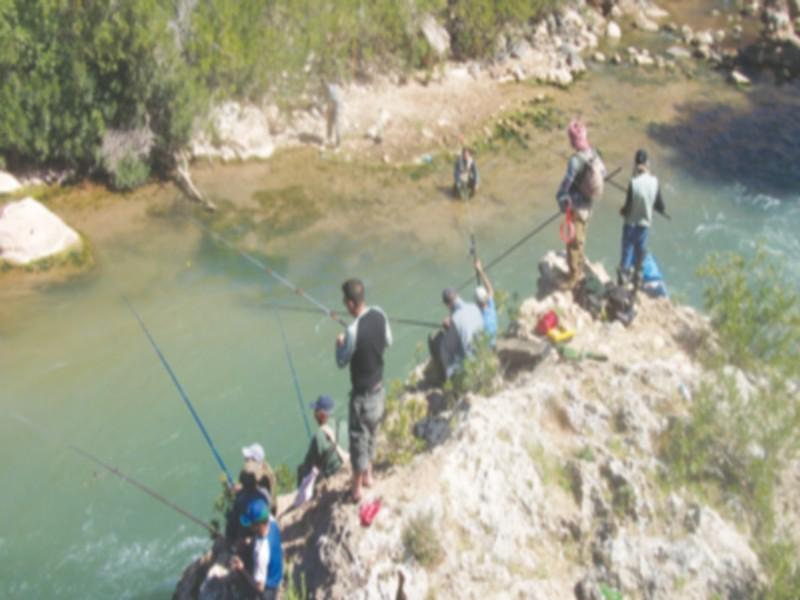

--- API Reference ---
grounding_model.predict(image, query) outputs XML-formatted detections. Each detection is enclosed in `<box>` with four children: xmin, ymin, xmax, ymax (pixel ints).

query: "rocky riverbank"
<box><xmin>175</xmin><ymin>252</ymin><xmax>788</xmax><ymax>599</ymax></box>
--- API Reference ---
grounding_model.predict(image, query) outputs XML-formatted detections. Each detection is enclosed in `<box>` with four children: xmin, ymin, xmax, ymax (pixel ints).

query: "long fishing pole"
<box><xmin>260</xmin><ymin>301</ymin><xmax>439</xmax><ymax>329</ymax></box>
<box><xmin>456</xmin><ymin>166</ymin><xmax>623</xmax><ymax>291</ymax></box>
<box><xmin>191</xmin><ymin>218</ymin><xmax>348</xmax><ymax>328</ymax></box>
<box><xmin>10</xmin><ymin>412</ymin><xmax>219</xmax><ymax>537</ymax></box>
<box><xmin>271</xmin><ymin>305</ymin><xmax>313</xmax><ymax>440</ymax></box>
<box><xmin>125</xmin><ymin>298</ymin><xmax>235</xmax><ymax>488</ymax></box>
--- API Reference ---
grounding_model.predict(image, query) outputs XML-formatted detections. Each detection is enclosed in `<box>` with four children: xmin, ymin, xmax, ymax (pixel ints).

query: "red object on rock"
<box><xmin>560</xmin><ymin>207</ymin><xmax>576</xmax><ymax>243</ymax></box>
<box><xmin>535</xmin><ymin>311</ymin><xmax>559</xmax><ymax>336</ymax></box>
<box><xmin>359</xmin><ymin>498</ymin><xmax>382</xmax><ymax>527</ymax></box>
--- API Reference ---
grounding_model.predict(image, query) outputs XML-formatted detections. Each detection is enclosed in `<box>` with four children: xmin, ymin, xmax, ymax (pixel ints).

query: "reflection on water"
<box><xmin>649</xmin><ymin>83</ymin><xmax>800</xmax><ymax>196</ymax></box>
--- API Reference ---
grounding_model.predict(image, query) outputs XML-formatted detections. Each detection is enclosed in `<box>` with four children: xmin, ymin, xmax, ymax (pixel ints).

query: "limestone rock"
<box><xmin>420</xmin><ymin>15</ymin><xmax>450</xmax><ymax>58</ymax></box>
<box><xmin>191</xmin><ymin>102</ymin><xmax>275</xmax><ymax>161</ymax></box>
<box><xmin>666</xmin><ymin>45</ymin><xmax>692</xmax><ymax>60</ymax></box>
<box><xmin>730</xmin><ymin>69</ymin><xmax>752</xmax><ymax>86</ymax></box>
<box><xmin>0</xmin><ymin>171</ymin><xmax>21</xmax><ymax>194</ymax></box>
<box><xmin>606</xmin><ymin>21</ymin><xmax>622</xmax><ymax>39</ymax></box>
<box><xmin>634</xmin><ymin>12</ymin><xmax>660</xmax><ymax>33</ymax></box>
<box><xmin>0</xmin><ymin>197</ymin><xmax>81</xmax><ymax>265</ymax></box>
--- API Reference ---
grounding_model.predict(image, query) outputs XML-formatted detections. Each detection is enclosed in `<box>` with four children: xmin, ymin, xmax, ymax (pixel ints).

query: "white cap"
<box><xmin>241</xmin><ymin>443</ymin><xmax>265</xmax><ymax>463</ymax></box>
<box><xmin>475</xmin><ymin>286</ymin><xmax>489</xmax><ymax>305</ymax></box>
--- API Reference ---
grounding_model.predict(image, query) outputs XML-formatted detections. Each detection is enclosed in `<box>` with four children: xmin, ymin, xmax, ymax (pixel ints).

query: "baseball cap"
<box><xmin>475</xmin><ymin>286</ymin><xmax>489</xmax><ymax>304</ymax></box>
<box><xmin>310</xmin><ymin>394</ymin><xmax>335</xmax><ymax>413</ymax></box>
<box><xmin>240</xmin><ymin>497</ymin><xmax>270</xmax><ymax>527</ymax></box>
<box><xmin>241</xmin><ymin>442</ymin><xmax>265</xmax><ymax>464</ymax></box>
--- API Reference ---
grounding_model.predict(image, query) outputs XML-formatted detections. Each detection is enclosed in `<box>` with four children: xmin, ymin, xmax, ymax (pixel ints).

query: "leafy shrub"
<box><xmin>661</xmin><ymin>250</ymin><xmax>800</xmax><ymax>596</ymax></box>
<box><xmin>110</xmin><ymin>154</ymin><xmax>150</xmax><ymax>191</ymax></box>
<box><xmin>402</xmin><ymin>511</ymin><xmax>444</xmax><ymax>568</ymax></box>
<box><xmin>380</xmin><ymin>379</ymin><xmax>427</xmax><ymax>466</ymax></box>
<box><xmin>446</xmin><ymin>333</ymin><xmax>501</xmax><ymax>399</ymax></box>
<box><xmin>274</xmin><ymin>463</ymin><xmax>295</xmax><ymax>496</ymax></box>
<box><xmin>697</xmin><ymin>249</ymin><xmax>799</xmax><ymax>374</ymax></box>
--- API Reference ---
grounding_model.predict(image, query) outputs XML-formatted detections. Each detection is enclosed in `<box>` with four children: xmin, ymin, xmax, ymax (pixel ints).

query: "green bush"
<box><xmin>274</xmin><ymin>463</ymin><xmax>295</xmax><ymax>496</ymax></box>
<box><xmin>380</xmin><ymin>379</ymin><xmax>427</xmax><ymax>466</ymax></box>
<box><xmin>402</xmin><ymin>511</ymin><xmax>444</xmax><ymax>568</ymax></box>
<box><xmin>446</xmin><ymin>333</ymin><xmax>501</xmax><ymax>399</ymax></box>
<box><xmin>110</xmin><ymin>153</ymin><xmax>150</xmax><ymax>191</ymax></box>
<box><xmin>661</xmin><ymin>250</ymin><xmax>800</xmax><ymax>596</ymax></box>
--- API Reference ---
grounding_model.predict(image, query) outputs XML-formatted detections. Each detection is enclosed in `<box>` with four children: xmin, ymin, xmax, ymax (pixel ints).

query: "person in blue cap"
<box><xmin>296</xmin><ymin>394</ymin><xmax>349</xmax><ymax>487</ymax></box>
<box><xmin>229</xmin><ymin>497</ymin><xmax>283</xmax><ymax>599</ymax></box>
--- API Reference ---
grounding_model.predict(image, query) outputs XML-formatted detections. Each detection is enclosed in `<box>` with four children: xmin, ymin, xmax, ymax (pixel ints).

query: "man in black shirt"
<box><xmin>335</xmin><ymin>278</ymin><xmax>392</xmax><ymax>502</ymax></box>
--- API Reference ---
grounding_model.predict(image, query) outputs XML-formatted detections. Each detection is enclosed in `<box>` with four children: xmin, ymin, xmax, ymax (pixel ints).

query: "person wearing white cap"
<box><xmin>240</xmin><ymin>442</ymin><xmax>277</xmax><ymax>516</ymax></box>
<box><xmin>473</xmin><ymin>257</ymin><xmax>497</xmax><ymax>347</ymax></box>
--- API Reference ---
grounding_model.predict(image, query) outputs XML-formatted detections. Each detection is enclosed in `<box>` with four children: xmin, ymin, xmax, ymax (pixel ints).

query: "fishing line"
<box><xmin>191</xmin><ymin>218</ymin><xmax>348</xmax><ymax>327</ymax></box>
<box><xmin>124</xmin><ymin>297</ymin><xmax>235</xmax><ymax>488</ymax></box>
<box><xmin>270</xmin><ymin>303</ymin><xmax>313</xmax><ymax>440</ymax></box>
<box><xmin>10</xmin><ymin>411</ymin><xmax>219</xmax><ymax>537</ymax></box>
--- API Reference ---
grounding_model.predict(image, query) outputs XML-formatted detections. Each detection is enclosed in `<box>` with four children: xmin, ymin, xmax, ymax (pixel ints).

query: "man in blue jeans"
<box><xmin>619</xmin><ymin>149</ymin><xmax>666</xmax><ymax>293</ymax></box>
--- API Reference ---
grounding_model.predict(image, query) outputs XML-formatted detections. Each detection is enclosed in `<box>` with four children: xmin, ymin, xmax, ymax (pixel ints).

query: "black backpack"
<box><xmin>605</xmin><ymin>284</ymin><xmax>636</xmax><ymax>326</ymax></box>
<box><xmin>573</xmin><ymin>274</ymin><xmax>606</xmax><ymax>319</ymax></box>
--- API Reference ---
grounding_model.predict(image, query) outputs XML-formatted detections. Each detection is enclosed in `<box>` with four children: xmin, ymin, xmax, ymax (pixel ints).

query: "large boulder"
<box><xmin>190</xmin><ymin>102</ymin><xmax>275</xmax><ymax>162</ymax></box>
<box><xmin>0</xmin><ymin>197</ymin><xmax>82</xmax><ymax>265</ymax></box>
<box><xmin>0</xmin><ymin>171</ymin><xmax>21</xmax><ymax>194</ymax></box>
<box><xmin>420</xmin><ymin>15</ymin><xmax>450</xmax><ymax>58</ymax></box>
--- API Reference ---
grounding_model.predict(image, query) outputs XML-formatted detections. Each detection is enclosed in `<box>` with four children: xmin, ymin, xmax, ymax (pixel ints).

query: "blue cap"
<box><xmin>310</xmin><ymin>394</ymin><xmax>334</xmax><ymax>413</ymax></box>
<box><xmin>240</xmin><ymin>497</ymin><xmax>270</xmax><ymax>527</ymax></box>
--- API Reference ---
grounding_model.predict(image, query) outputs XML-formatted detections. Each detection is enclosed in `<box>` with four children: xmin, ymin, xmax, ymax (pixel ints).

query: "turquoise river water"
<box><xmin>1</xmin><ymin>69</ymin><xmax>799</xmax><ymax>598</ymax></box>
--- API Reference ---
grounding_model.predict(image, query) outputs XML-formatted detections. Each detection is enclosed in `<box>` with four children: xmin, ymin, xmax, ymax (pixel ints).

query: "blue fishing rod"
<box><xmin>125</xmin><ymin>298</ymin><xmax>235</xmax><ymax>488</ymax></box>
<box><xmin>271</xmin><ymin>303</ymin><xmax>313</xmax><ymax>440</ymax></box>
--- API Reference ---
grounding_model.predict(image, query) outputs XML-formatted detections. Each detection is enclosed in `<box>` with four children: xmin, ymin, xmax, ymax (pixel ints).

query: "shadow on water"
<box><xmin>648</xmin><ymin>84</ymin><xmax>800</xmax><ymax>197</ymax></box>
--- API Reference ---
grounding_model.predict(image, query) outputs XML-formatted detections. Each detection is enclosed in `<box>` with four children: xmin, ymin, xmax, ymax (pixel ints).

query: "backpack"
<box><xmin>576</xmin><ymin>150</ymin><xmax>605</xmax><ymax>202</ymax></box>
<box><xmin>573</xmin><ymin>274</ymin><xmax>606</xmax><ymax>319</ymax></box>
<box><xmin>605</xmin><ymin>284</ymin><xmax>636</xmax><ymax>326</ymax></box>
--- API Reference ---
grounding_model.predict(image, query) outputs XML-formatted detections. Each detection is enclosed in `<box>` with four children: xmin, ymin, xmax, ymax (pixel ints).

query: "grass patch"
<box><xmin>402</xmin><ymin>511</ymin><xmax>444</xmax><ymax>569</ymax></box>
<box><xmin>525</xmin><ymin>442</ymin><xmax>570</xmax><ymax>491</ymax></box>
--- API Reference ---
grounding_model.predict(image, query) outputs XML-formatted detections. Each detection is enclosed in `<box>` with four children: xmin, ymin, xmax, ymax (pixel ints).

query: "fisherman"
<box><xmin>296</xmin><ymin>394</ymin><xmax>349</xmax><ymax>486</ymax></box>
<box><xmin>225</xmin><ymin>463</ymin><xmax>273</xmax><ymax>542</ymax></box>
<box><xmin>335</xmin><ymin>278</ymin><xmax>392</xmax><ymax>503</ymax></box>
<box><xmin>556</xmin><ymin>120</ymin><xmax>607</xmax><ymax>289</ymax></box>
<box><xmin>453</xmin><ymin>147</ymin><xmax>479</xmax><ymax>199</ymax></box>
<box><xmin>618</xmin><ymin>149</ymin><xmax>666</xmax><ymax>293</ymax></box>
<box><xmin>473</xmin><ymin>258</ymin><xmax>498</xmax><ymax>347</ymax></box>
<box><xmin>325</xmin><ymin>80</ymin><xmax>343</xmax><ymax>148</ymax></box>
<box><xmin>241</xmin><ymin>443</ymin><xmax>278</xmax><ymax>516</ymax></box>
<box><xmin>229</xmin><ymin>497</ymin><xmax>283</xmax><ymax>599</ymax></box>
<box><xmin>428</xmin><ymin>288</ymin><xmax>484</xmax><ymax>383</ymax></box>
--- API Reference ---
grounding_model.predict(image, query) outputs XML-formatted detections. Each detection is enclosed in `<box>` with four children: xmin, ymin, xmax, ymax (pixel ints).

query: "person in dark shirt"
<box><xmin>335</xmin><ymin>278</ymin><xmax>392</xmax><ymax>502</ymax></box>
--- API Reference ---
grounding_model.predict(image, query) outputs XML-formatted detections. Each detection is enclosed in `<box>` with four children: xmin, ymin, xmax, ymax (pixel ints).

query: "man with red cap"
<box><xmin>556</xmin><ymin>119</ymin><xmax>607</xmax><ymax>288</ymax></box>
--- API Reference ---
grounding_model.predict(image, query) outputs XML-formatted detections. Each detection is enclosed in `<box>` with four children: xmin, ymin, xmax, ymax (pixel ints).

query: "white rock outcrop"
<box><xmin>0</xmin><ymin>198</ymin><xmax>81</xmax><ymax>265</ymax></box>
<box><xmin>0</xmin><ymin>171</ymin><xmax>21</xmax><ymax>194</ymax></box>
<box><xmin>420</xmin><ymin>15</ymin><xmax>450</xmax><ymax>58</ymax></box>
<box><xmin>190</xmin><ymin>102</ymin><xmax>275</xmax><ymax>162</ymax></box>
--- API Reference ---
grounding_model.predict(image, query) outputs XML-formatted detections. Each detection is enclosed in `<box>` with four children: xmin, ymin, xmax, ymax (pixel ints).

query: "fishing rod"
<box><xmin>455</xmin><ymin>166</ymin><xmax>624</xmax><ymax>291</ymax></box>
<box><xmin>10</xmin><ymin>412</ymin><xmax>219</xmax><ymax>537</ymax></box>
<box><xmin>125</xmin><ymin>298</ymin><xmax>235</xmax><ymax>488</ymax></box>
<box><xmin>191</xmin><ymin>218</ymin><xmax>348</xmax><ymax>328</ymax></box>
<box><xmin>271</xmin><ymin>305</ymin><xmax>313</xmax><ymax>440</ymax></box>
<box><xmin>260</xmin><ymin>301</ymin><xmax>439</xmax><ymax>329</ymax></box>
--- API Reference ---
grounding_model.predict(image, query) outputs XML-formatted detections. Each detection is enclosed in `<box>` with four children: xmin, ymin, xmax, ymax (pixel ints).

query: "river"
<box><xmin>1</xmin><ymin>41</ymin><xmax>799</xmax><ymax>600</ymax></box>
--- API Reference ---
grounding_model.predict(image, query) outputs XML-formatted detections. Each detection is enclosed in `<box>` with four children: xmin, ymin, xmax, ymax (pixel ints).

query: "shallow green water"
<box><xmin>1</xmin><ymin>74</ymin><xmax>799</xmax><ymax>598</ymax></box>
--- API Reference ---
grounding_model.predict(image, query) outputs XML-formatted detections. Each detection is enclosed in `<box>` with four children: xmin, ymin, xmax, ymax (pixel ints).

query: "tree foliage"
<box><xmin>0</xmin><ymin>0</ymin><xmax>565</xmax><ymax>183</ymax></box>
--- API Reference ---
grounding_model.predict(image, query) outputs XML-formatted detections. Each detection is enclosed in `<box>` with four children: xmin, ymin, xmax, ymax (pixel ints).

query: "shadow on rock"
<box><xmin>648</xmin><ymin>85</ymin><xmax>800</xmax><ymax>197</ymax></box>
